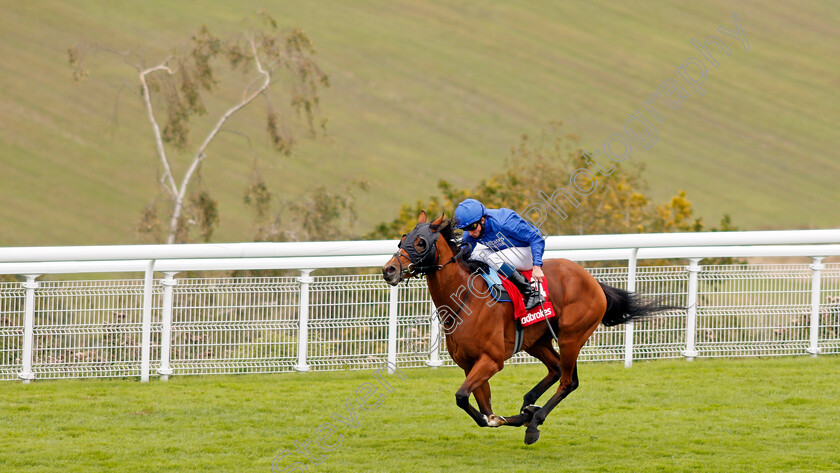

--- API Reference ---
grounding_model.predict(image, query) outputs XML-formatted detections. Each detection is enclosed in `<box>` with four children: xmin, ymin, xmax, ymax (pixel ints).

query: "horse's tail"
<box><xmin>598</xmin><ymin>282</ymin><xmax>683</xmax><ymax>327</ymax></box>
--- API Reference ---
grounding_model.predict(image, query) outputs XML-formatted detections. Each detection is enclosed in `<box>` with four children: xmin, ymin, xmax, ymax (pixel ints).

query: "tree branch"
<box><xmin>165</xmin><ymin>36</ymin><xmax>272</xmax><ymax>244</ymax></box>
<box><xmin>194</xmin><ymin>35</ymin><xmax>271</xmax><ymax>162</ymax></box>
<box><xmin>138</xmin><ymin>59</ymin><xmax>178</xmax><ymax>198</ymax></box>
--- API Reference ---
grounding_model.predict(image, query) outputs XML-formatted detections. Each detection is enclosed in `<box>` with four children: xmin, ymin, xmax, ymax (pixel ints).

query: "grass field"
<box><xmin>0</xmin><ymin>1</ymin><xmax>838</xmax><ymax>246</ymax></box>
<box><xmin>1</xmin><ymin>357</ymin><xmax>838</xmax><ymax>472</ymax></box>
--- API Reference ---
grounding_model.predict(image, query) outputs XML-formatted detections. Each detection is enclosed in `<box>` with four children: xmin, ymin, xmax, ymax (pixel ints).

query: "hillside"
<box><xmin>0</xmin><ymin>1</ymin><xmax>838</xmax><ymax>246</ymax></box>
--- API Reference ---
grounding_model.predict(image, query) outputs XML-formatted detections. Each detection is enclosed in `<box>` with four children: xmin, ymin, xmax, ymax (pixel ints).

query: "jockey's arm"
<box><xmin>458</xmin><ymin>234</ymin><xmax>477</xmax><ymax>259</ymax></box>
<box><xmin>507</xmin><ymin>212</ymin><xmax>546</xmax><ymax>269</ymax></box>
<box><xmin>493</xmin><ymin>210</ymin><xmax>546</xmax><ymax>281</ymax></box>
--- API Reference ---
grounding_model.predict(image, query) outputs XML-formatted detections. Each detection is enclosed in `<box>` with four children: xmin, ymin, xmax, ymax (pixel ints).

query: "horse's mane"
<box><xmin>434</xmin><ymin>218</ymin><xmax>458</xmax><ymax>248</ymax></box>
<box><xmin>433</xmin><ymin>218</ymin><xmax>489</xmax><ymax>275</ymax></box>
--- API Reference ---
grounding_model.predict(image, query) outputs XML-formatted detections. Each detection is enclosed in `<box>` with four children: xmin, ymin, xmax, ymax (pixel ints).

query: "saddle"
<box><xmin>476</xmin><ymin>266</ymin><xmax>556</xmax><ymax>327</ymax></box>
<box><xmin>476</xmin><ymin>265</ymin><xmax>512</xmax><ymax>302</ymax></box>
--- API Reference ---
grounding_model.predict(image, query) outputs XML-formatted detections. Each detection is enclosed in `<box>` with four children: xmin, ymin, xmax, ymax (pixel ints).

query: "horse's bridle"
<box><xmin>392</xmin><ymin>223</ymin><xmax>469</xmax><ymax>279</ymax></box>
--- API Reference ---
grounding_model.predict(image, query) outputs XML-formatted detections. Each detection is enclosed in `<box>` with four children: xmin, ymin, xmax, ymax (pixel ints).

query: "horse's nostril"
<box><xmin>384</xmin><ymin>266</ymin><xmax>396</xmax><ymax>276</ymax></box>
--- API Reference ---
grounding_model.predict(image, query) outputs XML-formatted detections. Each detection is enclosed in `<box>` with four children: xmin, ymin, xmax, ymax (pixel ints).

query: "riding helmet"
<box><xmin>454</xmin><ymin>199</ymin><xmax>486</xmax><ymax>229</ymax></box>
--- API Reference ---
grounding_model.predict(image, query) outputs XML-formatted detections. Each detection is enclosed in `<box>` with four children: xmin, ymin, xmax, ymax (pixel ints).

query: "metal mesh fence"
<box><xmin>632</xmin><ymin>265</ymin><xmax>689</xmax><ymax>359</ymax></box>
<box><xmin>696</xmin><ymin>264</ymin><xmax>812</xmax><ymax>357</ymax></box>
<box><xmin>819</xmin><ymin>263</ymin><xmax>840</xmax><ymax>354</ymax></box>
<box><xmin>307</xmin><ymin>274</ymin><xmax>389</xmax><ymax>370</ymax></box>
<box><xmin>31</xmin><ymin>279</ymin><xmax>155</xmax><ymax>379</ymax></box>
<box><xmin>0</xmin><ymin>282</ymin><xmax>24</xmax><ymax>381</ymax></box>
<box><xmin>0</xmin><ymin>262</ymin><xmax>837</xmax><ymax>381</ymax></box>
<box><xmin>395</xmin><ymin>278</ymin><xmax>436</xmax><ymax>368</ymax></box>
<box><xmin>169</xmin><ymin>277</ymin><xmax>299</xmax><ymax>375</ymax></box>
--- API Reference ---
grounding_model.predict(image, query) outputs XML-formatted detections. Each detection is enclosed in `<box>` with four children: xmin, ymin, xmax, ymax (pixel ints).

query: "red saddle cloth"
<box><xmin>499</xmin><ymin>269</ymin><xmax>556</xmax><ymax>327</ymax></box>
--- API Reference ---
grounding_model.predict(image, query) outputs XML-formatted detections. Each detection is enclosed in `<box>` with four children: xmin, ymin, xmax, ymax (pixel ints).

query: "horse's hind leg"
<box><xmin>485</xmin><ymin>339</ymin><xmax>563</xmax><ymax>428</ymax></box>
<box><xmin>521</xmin><ymin>339</ymin><xmax>563</xmax><ymax>411</ymax></box>
<box><xmin>524</xmin><ymin>346</ymin><xmax>581</xmax><ymax>445</ymax></box>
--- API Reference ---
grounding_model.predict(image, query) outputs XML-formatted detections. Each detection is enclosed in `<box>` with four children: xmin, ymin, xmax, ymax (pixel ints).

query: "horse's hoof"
<box><xmin>487</xmin><ymin>414</ymin><xmax>506</xmax><ymax>427</ymax></box>
<box><xmin>521</xmin><ymin>404</ymin><xmax>541</xmax><ymax>416</ymax></box>
<box><xmin>524</xmin><ymin>427</ymin><xmax>541</xmax><ymax>445</ymax></box>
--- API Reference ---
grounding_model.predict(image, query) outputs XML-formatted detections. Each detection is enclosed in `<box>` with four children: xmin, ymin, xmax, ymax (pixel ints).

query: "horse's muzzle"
<box><xmin>382</xmin><ymin>264</ymin><xmax>401</xmax><ymax>286</ymax></box>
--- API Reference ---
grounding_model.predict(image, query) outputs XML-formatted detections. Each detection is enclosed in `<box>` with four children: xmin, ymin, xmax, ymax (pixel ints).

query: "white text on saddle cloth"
<box><xmin>520</xmin><ymin>304</ymin><xmax>555</xmax><ymax>326</ymax></box>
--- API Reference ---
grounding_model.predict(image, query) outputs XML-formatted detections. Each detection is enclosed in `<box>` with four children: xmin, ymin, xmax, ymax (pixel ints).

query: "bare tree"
<box><xmin>69</xmin><ymin>14</ymin><xmax>329</xmax><ymax>243</ymax></box>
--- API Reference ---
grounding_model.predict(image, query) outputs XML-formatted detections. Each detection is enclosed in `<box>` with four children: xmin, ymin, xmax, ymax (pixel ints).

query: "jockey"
<box><xmin>454</xmin><ymin>198</ymin><xmax>545</xmax><ymax>310</ymax></box>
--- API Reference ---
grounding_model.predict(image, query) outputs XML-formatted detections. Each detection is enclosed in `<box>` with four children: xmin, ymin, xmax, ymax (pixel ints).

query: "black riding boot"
<box><xmin>506</xmin><ymin>269</ymin><xmax>542</xmax><ymax>310</ymax></box>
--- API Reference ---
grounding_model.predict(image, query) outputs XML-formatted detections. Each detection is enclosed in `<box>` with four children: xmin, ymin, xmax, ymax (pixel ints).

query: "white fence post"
<box><xmin>683</xmin><ymin>258</ymin><xmax>702</xmax><ymax>361</ymax></box>
<box><xmin>427</xmin><ymin>304</ymin><xmax>443</xmax><ymax>367</ymax></box>
<box><xmin>18</xmin><ymin>274</ymin><xmax>40</xmax><ymax>383</ymax></box>
<box><xmin>295</xmin><ymin>269</ymin><xmax>315</xmax><ymax>372</ymax></box>
<box><xmin>387</xmin><ymin>285</ymin><xmax>399</xmax><ymax>374</ymax></box>
<box><xmin>624</xmin><ymin>248</ymin><xmax>638</xmax><ymax>368</ymax></box>
<box><xmin>807</xmin><ymin>257</ymin><xmax>824</xmax><ymax>357</ymax></box>
<box><xmin>140</xmin><ymin>260</ymin><xmax>155</xmax><ymax>382</ymax></box>
<box><xmin>157</xmin><ymin>272</ymin><xmax>177</xmax><ymax>381</ymax></box>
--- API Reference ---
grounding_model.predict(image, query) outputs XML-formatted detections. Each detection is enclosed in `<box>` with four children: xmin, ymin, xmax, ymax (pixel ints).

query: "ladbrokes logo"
<box><xmin>521</xmin><ymin>306</ymin><xmax>554</xmax><ymax>326</ymax></box>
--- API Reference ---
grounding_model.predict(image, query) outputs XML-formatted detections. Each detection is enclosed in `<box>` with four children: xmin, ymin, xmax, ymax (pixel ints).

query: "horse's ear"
<box><xmin>418</xmin><ymin>211</ymin><xmax>427</xmax><ymax>224</ymax></box>
<box><xmin>431</xmin><ymin>213</ymin><xmax>444</xmax><ymax>226</ymax></box>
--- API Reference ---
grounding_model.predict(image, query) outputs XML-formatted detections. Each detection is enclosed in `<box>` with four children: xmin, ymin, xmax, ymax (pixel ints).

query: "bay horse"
<box><xmin>382</xmin><ymin>212</ymin><xmax>677</xmax><ymax>444</ymax></box>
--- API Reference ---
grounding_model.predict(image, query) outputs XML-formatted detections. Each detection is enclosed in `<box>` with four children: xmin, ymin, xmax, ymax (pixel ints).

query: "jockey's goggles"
<box><xmin>463</xmin><ymin>221</ymin><xmax>481</xmax><ymax>231</ymax></box>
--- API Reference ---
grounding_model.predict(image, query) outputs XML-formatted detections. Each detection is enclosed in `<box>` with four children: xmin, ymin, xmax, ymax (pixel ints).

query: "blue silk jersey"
<box><xmin>460</xmin><ymin>208</ymin><xmax>546</xmax><ymax>266</ymax></box>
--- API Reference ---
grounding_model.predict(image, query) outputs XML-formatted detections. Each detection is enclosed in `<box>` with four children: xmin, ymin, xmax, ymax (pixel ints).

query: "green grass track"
<box><xmin>1</xmin><ymin>357</ymin><xmax>838</xmax><ymax>472</ymax></box>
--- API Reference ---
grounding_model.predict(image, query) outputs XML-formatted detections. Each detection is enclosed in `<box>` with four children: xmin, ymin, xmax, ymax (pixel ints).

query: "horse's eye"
<box><xmin>416</xmin><ymin>238</ymin><xmax>426</xmax><ymax>249</ymax></box>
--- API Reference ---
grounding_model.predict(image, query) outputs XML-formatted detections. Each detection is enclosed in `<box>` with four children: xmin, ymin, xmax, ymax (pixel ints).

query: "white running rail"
<box><xmin>0</xmin><ymin>229</ymin><xmax>837</xmax><ymax>383</ymax></box>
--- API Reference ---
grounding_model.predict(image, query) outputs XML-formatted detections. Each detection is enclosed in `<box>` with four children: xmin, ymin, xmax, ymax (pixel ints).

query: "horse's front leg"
<box><xmin>473</xmin><ymin>382</ymin><xmax>505</xmax><ymax>427</ymax></box>
<box><xmin>466</xmin><ymin>338</ymin><xmax>563</xmax><ymax>429</ymax></box>
<box><xmin>472</xmin><ymin>381</ymin><xmax>537</xmax><ymax>428</ymax></box>
<box><xmin>455</xmin><ymin>355</ymin><xmax>502</xmax><ymax>427</ymax></box>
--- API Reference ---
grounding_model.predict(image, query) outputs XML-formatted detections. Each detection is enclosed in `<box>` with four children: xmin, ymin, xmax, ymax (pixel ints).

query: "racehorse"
<box><xmin>382</xmin><ymin>212</ymin><xmax>677</xmax><ymax>444</ymax></box>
